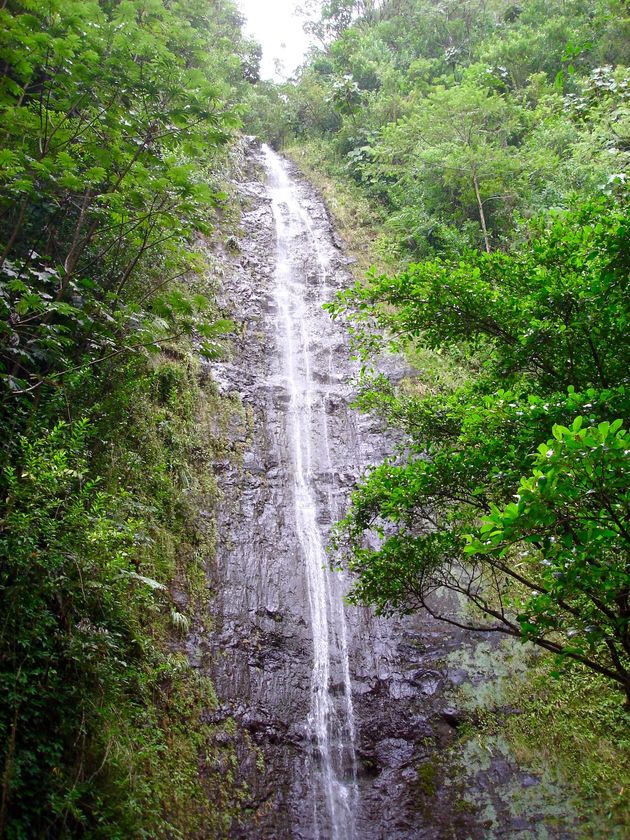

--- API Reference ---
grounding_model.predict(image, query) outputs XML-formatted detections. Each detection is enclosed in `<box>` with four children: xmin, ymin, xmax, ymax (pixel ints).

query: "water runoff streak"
<box><xmin>263</xmin><ymin>145</ymin><xmax>358</xmax><ymax>839</ymax></box>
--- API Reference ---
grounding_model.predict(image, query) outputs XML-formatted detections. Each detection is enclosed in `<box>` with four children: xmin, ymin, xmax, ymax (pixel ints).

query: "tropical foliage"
<box><xmin>257</xmin><ymin>0</ymin><xmax>628</xmax><ymax>256</ymax></box>
<box><xmin>0</xmin><ymin>0</ymin><xmax>256</xmax><ymax>835</ymax></box>
<box><xmin>329</xmin><ymin>198</ymin><xmax>630</xmax><ymax>702</ymax></box>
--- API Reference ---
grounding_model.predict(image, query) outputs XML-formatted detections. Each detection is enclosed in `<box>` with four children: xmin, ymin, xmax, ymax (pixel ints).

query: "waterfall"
<box><xmin>263</xmin><ymin>145</ymin><xmax>358</xmax><ymax>839</ymax></box>
<box><xmin>207</xmin><ymin>138</ymin><xmax>551</xmax><ymax>840</ymax></box>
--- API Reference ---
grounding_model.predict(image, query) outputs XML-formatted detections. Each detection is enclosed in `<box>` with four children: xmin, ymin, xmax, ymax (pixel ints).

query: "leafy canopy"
<box><xmin>329</xmin><ymin>199</ymin><xmax>630</xmax><ymax>702</ymax></box>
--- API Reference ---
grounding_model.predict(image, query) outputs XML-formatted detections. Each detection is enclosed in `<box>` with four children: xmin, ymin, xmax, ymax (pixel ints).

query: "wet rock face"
<box><xmin>196</xmin><ymin>140</ymin><xmax>574</xmax><ymax>840</ymax></box>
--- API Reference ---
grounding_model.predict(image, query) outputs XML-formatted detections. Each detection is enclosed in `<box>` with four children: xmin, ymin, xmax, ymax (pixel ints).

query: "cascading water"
<box><xmin>264</xmin><ymin>145</ymin><xmax>357</xmax><ymax>840</ymax></box>
<box><xmin>207</xmin><ymin>139</ymin><xmax>545</xmax><ymax>840</ymax></box>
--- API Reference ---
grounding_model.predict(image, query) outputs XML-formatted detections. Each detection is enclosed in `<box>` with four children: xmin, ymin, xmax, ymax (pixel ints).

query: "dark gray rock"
<box><xmin>189</xmin><ymin>138</ymin><xmax>576</xmax><ymax>840</ymax></box>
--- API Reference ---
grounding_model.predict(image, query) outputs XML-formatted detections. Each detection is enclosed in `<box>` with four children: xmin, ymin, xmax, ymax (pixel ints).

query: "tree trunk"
<box><xmin>0</xmin><ymin>199</ymin><xmax>28</xmax><ymax>270</ymax></box>
<box><xmin>61</xmin><ymin>188</ymin><xmax>92</xmax><ymax>284</ymax></box>
<box><xmin>473</xmin><ymin>171</ymin><xmax>491</xmax><ymax>253</ymax></box>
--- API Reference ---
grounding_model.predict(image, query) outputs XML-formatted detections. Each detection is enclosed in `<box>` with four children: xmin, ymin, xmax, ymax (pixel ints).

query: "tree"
<box><xmin>467</xmin><ymin>418</ymin><xmax>630</xmax><ymax>702</ymax></box>
<box><xmin>300</xmin><ymin>0</ymin><xmax>386</xmax><ymax>44</ymax></box>
<box><xmin>328</xmin><ymin>199</ymin><xmax>630</xmax><ymax>702</ymax></box>
<box><xmin>366</xmin><ymin>80</ymin><xmax>533</xmax><ymax>252</ymax></box>
<box><xmin>0</xmin><ymin>0</ymin><xmax>244</xmax><ymax>403</ymax></box>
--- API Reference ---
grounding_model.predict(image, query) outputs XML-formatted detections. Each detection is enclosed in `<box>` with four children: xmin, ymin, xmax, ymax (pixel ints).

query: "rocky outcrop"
<box><xmin>192</xmin><ymin>139</ymin><xmax>576</xmax><ymax>840</ymax></box>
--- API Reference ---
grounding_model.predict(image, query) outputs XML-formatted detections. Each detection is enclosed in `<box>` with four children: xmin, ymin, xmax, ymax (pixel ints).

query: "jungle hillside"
<box><xmin>0</xmin><ymin>0</ymin><xmax>628</xmax><ymax>837</ymax></box>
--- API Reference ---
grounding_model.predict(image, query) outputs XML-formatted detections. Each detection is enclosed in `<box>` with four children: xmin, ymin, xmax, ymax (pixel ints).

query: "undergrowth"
<box><xmin>499</xmin><ymin>659</ymin><xmax>630</xmax><ymax>837</ymax></box>
<box><xmin>285</xmin><ymin>140</ymin><xmax>398</xmax><ymax>278</ymax></box>
<box><xmin>0</xmin><ymin>350</ymin><xmax>248</xmax><ymax>838</ymax></box>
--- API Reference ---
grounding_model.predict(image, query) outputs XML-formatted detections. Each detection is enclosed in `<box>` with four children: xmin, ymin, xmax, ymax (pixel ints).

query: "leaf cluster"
<box><xmin>0</xmin><ymin>0</ymin><xmax>255</xmax><ymax>834</ymax></box>
<box><xmin>331</xmin><ymin>199</ymin><xmax>630</xmax><ymax>701</ymax></box>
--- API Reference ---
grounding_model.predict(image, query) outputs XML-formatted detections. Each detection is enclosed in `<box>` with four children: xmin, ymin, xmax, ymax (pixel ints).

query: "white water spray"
<box><xmin>263</xmin><ymin>145</ymin><xmax>358</xmax><ymax>839</ymax></box>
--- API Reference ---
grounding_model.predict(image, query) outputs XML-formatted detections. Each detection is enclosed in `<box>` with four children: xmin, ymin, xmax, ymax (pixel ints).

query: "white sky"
<box><xmin>237</xmin><ymin>0</ymin><xmax>315</xmax><ymax>80</ymax></box>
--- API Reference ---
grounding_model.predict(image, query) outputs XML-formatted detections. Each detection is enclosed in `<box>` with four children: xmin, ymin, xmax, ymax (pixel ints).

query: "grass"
<box><xmin>284</xmin><ymin>140</ymin><xmax>399</xmax><ymax>279</ymax></box>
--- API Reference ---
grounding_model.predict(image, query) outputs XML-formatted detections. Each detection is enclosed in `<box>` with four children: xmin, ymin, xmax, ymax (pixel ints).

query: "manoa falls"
<box><xmin>191</xmin><ymin>141</ymin><xmax>562</xmax><ymax>840</ymax></box>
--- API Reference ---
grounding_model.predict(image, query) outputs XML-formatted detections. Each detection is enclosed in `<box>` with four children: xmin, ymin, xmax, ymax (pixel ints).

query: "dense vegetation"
<box><xmin>329</xmin><ymin>201</ymin><xmax>630</xmax><ymax>700</ymax></box>
<box><xmin>254</xmin><ymin>0</ymin><xmax>628</xmax><ymax>259</ymax></box>
<box><xmin>1</xmin><ymin>0</ymin><xmax>628</xmax><ymax>835</ymax></box>
<box><xmin>0</xmin><ymin>0</ymin><xmax>257</xmax><ymax>835</ymax></box>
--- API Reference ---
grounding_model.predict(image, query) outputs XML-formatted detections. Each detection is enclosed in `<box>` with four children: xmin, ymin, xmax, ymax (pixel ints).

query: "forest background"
<box><xmin>0</xmin><ymin>0</ymin><xmax>628</xmax><ymax>837</ymax></box>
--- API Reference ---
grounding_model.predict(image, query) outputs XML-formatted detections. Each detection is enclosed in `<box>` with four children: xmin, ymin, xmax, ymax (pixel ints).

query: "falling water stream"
<box><xmin>264</xmin><ymin>145</ymin><xmax>357</xmax><ymax>839</ymax></box>
<box><xmin>205</xmin><ymin>139</ymin><xmax>568</xmax><ymax>840</ymax></box>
